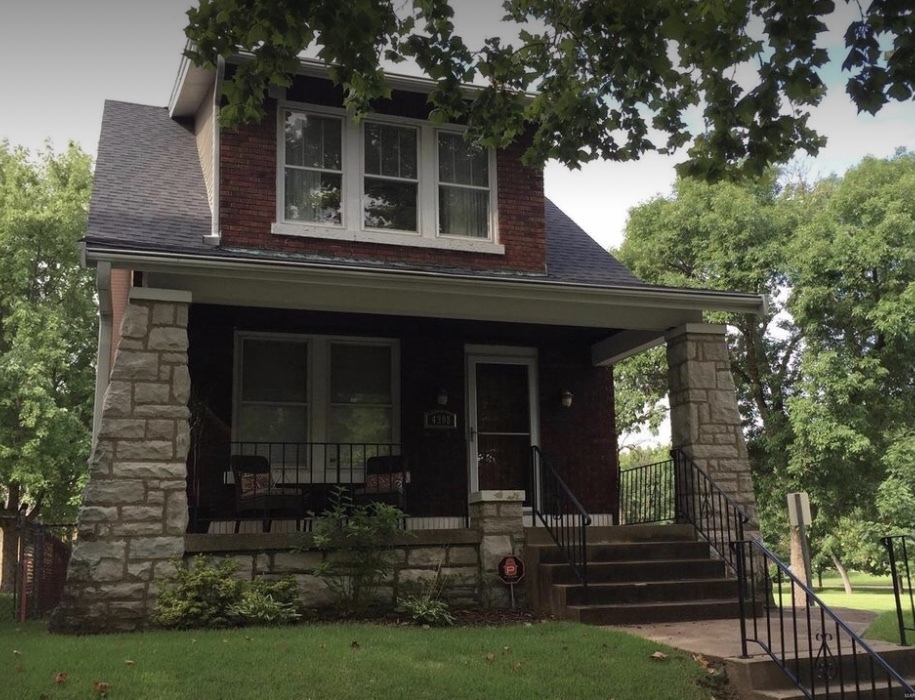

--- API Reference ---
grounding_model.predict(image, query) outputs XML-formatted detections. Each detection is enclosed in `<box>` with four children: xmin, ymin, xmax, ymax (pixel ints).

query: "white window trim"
<box><xmin>273</xmin><ymin>101</ymin><xmax>504</xmax><ymax>255</ymax></box>
<box><xmin>232</xmin><ymin>331</ymin><xmax>401</xmax><ymax>446</ymax></box>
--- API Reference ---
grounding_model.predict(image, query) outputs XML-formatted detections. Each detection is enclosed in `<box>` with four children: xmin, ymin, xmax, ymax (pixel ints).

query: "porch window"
<box><xmin>236</xmin><ymin>338</ymin><xmax>308</xmax><ymax>444</ymax></box>
<box><xmin>274</xmin><ymin>104</ymin><xmax>502</xmax><ymax>254</ymax></box>
<box><xmin>234</xmin><ymin>333</ymin><xmax>397</xmax><ymax>456</ymax></box>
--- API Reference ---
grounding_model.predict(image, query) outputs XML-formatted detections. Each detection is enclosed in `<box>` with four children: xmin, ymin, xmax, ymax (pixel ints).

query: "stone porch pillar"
<box><xmin>469</xmin><ymin>490</ymin><xmax>526</xmax><ymax>607</ymax></box>
<box><xmin>51</xmin><ymin>288</ymin><xmax>192</xmax><ymax>633</ymax></box>
<box><xmin>665</xmin><ymin>324</ymin><xmax>759</xmax><ymax>529</ymax></box>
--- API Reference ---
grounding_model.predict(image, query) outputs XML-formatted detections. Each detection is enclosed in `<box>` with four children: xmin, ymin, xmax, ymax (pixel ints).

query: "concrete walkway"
<box><xmin>605</xmin><ymin>607</ymin><xmax>880</xmax><ymax>660</ymax></box>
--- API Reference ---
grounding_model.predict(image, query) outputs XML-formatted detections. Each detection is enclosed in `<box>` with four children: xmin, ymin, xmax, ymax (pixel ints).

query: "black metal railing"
<box><xmin>882</xmin><ymin>534</ymin><xmax>915</xmax><ymax>646</ymax></box>
<box><xmin>734</xmin><ymin>538</ymin><xmax>914</xmax><ymax>698</ymax></box>
<box><xmin>188</xmin><ymin>441</ymin><xmax>402</xmax><ymax>531</ymax></box>
<box><xmin>618</xmin><ymin>459</ymin><xmax>676</xmax><ymax>524</ymax></box>
<box><xmin>530</xmin><ymin>446</ymin><xmax>591</xmax><ymax>601</ymax></box>
<box><xmin>618</xmin><ymin>449</ymin><xmax>750</xmax><ymax>575</ymax></box>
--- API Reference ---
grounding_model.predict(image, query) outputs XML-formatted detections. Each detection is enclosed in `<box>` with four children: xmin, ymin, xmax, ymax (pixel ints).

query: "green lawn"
<box><xmin>1</xmin><ymin>608</ymin><xmax>720</xmax><ymax>700</ymax></box>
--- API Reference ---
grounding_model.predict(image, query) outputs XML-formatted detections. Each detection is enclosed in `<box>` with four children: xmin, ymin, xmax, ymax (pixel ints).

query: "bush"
<box><xmin>308</xmin><ymin>487</ymin><xmax>407</xmax><ymax>615</ymax></box>
<box><xmin>153</xmin><ymin>558</ymin><xmax>303</xmax><ymax>629</ymax></box>
<box><xmin>152</xmin><ymin>557</ymin><xmax>245</xmax><ymax>629</ymax></box>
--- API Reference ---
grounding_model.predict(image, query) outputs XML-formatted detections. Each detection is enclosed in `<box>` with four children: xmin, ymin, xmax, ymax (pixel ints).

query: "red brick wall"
<box><xmin>218</xmin><ymin>99</ymin><xmax>546</xmax><ymax>273</ymax></box>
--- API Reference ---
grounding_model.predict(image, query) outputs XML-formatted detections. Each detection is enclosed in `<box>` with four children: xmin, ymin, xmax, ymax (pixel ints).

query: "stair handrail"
<box><xmin>881</xmin><ymin>534</ymin><xmax>915</xmax><ymax>646</ymax></box>
<box><xmin>530</xmin><ymin>446</ymin><xmax>592</xmax><ymax>601</ymax></box>
<box><xmin>734</xmin><ymin>538</ymin><xmax>914</xmax><ymax>698</ymax></box>
<box><xmin>672</xmin><ymin>449</ymin><xmax>751</xmax><ymax>576</ymax></box>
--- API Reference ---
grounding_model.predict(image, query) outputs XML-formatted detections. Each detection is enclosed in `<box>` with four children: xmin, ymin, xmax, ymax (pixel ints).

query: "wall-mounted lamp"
<box><xmin>437</xmin><ymin>388</ymin><xmax>449</xmax><ymax>406</ymax></box>
<box><xmin>560</xmin><ymin>390</ymin><xmax>573</xmax><ymax>408</ymax></box>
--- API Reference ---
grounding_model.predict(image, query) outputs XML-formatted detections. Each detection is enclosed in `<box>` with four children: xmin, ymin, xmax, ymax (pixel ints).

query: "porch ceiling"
<box><xmin>92</xmin><ymin>252</ymin><xmax>765</xmax><ymax>362</ymax></box>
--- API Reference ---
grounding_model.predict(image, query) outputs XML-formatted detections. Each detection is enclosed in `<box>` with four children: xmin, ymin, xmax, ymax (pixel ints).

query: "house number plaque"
<box><xmin>423</xmin><ymin>410</ymin><xmax>457</xmax><ymax>430</ymax></box>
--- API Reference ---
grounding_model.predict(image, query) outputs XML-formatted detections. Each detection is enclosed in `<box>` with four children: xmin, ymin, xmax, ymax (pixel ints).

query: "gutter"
<box><xmin>82</xmin><ymin>246</ymin><xmax>768</xmax><ymax>317</ymax></box>
<box><xmin>91</xmin><ymin>262</ymin><xmax>113</xmax><ymax>449</ymax></box>
<box><xmin>202</xmin><ymin>55</ymin><xmax>225</xmax><ymax>247</ymax></box>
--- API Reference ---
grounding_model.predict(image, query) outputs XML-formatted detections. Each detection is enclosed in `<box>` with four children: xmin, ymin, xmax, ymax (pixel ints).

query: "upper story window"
<box><xmin>274</xmin><ymin>104</ymin><xmax>503</xmax><ymax>255</ymax></box>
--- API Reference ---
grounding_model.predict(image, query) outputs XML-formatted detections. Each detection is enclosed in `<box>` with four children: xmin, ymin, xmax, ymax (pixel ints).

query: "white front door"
<box><xmin>466</xmin><ymin>347</ymin><xmax>539</xmax><ymax>504</ymax></box>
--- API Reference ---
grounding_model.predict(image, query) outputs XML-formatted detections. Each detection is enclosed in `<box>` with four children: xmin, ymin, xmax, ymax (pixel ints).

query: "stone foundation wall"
<box><xmin>51</xmin><ymin>289</ymin><xmax>192</xmax><ymax>633</ymax></box>
<box><xmin>666</xmin><ymin>324</ymin><xmax>759</xmax><ymax>529</ymax></box>
<box><xmin>183</xmin><ymin>531</ymin><xmax>483</xmax><ymax>608</ymax></box>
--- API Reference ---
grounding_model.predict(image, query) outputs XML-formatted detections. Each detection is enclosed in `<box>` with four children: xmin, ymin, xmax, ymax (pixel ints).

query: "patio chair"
<box><xmin>353</xmin><ymin>455</ymin><xmax>410</xmax><ymax>513</ymax></box>
<box><xmin>230</xmin><ymin>454</ymin><xmax>307</xmax><ymax>533</ymax></box>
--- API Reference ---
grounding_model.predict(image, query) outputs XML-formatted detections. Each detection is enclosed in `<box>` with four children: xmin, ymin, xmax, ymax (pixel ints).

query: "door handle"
<box><xmin>470</xmin><ymin>426</ymin><xmax>476</xmax><ymax>441</ymax></box>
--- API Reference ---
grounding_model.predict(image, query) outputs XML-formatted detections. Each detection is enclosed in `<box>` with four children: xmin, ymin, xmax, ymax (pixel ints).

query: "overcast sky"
<box><xmin>1</xmin><ymin>0</ymin><xmax>913</xmax><ymax>250</ymax></box>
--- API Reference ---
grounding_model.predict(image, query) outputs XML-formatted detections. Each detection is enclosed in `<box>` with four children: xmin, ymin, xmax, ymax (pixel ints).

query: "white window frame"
<box><xmin>232</xmin><ymin>331</ymin><xmax>401</xmax><ymax>448</ymax></box>
<box><xmin>272</xmin><ymin>101</ymin><xmax>503</xmax><ymax>255</ymax></box>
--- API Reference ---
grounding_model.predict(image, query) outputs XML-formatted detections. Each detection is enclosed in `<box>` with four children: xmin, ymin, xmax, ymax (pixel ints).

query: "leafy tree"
<box><xmin>617</xmin><ymin>173</ymin><xmax>804</xmax><ymax>530</ymax></box>
<box><xmin>185</xmin><ymin>0</ymin><xmax>915</xmax><ymax>179</ymax></box>
<box><xmin>786</xmin><ymin>151</ymin><xmax>915</xmax><ymax>589</ymax></box>
<box><xmin>617</xmin><ymin>152</ymin><xmax>915</xmax><ymax>591</ymax></box>
<box><xmin>0</xmin><ymin>143</ymin><xmax>96</xmax><ymax>593</ymax></box>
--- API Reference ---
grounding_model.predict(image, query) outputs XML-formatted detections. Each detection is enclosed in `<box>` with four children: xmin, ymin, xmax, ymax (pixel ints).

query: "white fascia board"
<box><xmin>83</xmin><ymin>248</ymin><xmax>766</xmax><ymax>329</ymax></box>
<box><xmin>170</xmin><ymin>41</ymin><xmax>217</xmax><ymax>118</ymax></box>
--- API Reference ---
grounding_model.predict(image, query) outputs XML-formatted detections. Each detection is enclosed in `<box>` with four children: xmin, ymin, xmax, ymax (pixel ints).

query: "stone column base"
<box><xmin>469</xmin><ymin>490</ymin><xmax>526</xmax><ymax>608</ymax></box>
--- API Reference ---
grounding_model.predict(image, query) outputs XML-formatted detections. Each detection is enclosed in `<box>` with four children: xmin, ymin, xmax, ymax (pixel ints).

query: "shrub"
<box><xmin>308</xmin><ymin>487</ymin><xmax>407</xmax><ymax>615</ymax></box>
<box><xmin>153</xmin><ymin>558</ymin><xmax>303</xmax><ymax>629</ymax></box>
<box><xmin>229</xmin><ymin>590</ymin><xmax>302</xmax><ymax>625</ymax></box>
<box><xmin>152</xmin><ymin>557</ymin><xmax>245</xmax><ymax>629</ymax></box>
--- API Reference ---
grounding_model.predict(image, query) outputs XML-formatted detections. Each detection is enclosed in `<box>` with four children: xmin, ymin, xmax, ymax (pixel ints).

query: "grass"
<box><xmin>864</xmin><ymin>611</ymin><xmax>907</xmax><ymax>644</ymax></box>
<box><xmin>815</xmin><ymin>571</ymin><xmax>894</xmax><ymax>589</ymax></box>
<box><xmin>0</xmin><ymin>606</ymin><xmax>719</xmax><ymax>700</ymax></box>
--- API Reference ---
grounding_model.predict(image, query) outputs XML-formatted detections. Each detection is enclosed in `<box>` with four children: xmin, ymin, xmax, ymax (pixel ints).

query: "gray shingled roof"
<box><xmin>85</xmin><ymin>101</ymin><xmax>645</xmax><ymax>288</ymax></box>
<box><xmin>86</xmin><ymin>101</ymin><xmax>212</xmax><ymax>254</ymax></box>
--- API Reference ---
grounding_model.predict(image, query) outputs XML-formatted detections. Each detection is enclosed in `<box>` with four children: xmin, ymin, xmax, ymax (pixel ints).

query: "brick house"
<box><xmin>52</xmin><ymin>53</ymin><xmax>764</xmax><ymax>632</ymax></box>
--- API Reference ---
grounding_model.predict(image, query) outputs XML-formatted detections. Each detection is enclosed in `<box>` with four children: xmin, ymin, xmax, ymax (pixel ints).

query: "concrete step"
<box><xmin>726</xmin><ymin>645</ymin><xmax>915</xmax><ymax>700</ymax></box>
<box><xmin>540</xmin><ymin>558</ymin><xmax>727</xmax><ymax>585</ymax></box>
<box><xmin>568</xmin><ymin>597</ymin><xmax>742</xmax><ymax>625</ymax></box>
<box><xmin>557</xmin><ymin>577</ymin><xmax>738</xmax><ymax>606</ymax></box>
<box><xmin>532</xmin><ymin>540</ymin><xmax>711</xmax><ymax>565</ymax></box>
<box><xmin>524</xmin><ymin>523</ymin><xmax>698</xmax><ymax>546</ymax></box>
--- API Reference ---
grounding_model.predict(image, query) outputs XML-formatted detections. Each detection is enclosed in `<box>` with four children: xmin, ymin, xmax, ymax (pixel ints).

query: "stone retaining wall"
<box><xmin>184</xmin><ymin>530</ymin><xmax>483</xmax><ymax>608</ymax></box>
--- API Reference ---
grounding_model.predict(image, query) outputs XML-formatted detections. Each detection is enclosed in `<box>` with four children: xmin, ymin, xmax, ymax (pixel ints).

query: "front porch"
<box><xmin>52</xmin><ymin>284</ymin><xmax>760</xmax><ymax>633</ymax></box>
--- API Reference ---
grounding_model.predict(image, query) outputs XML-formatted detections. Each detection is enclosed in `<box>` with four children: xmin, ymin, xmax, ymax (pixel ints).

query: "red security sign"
<box><xmin>498</xmin><ymin>555</ymin><xmax>525</xmax><ymax>585</ymax></box>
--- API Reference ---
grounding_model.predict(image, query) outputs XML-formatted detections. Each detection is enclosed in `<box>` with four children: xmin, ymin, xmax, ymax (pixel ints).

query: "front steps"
<box><xmin>525</xmin><ymin>524</ymin><xmax>743</xmax><ymax>625</ymax></box>
<box><xmin>726</xmin><ymin>643</ymin><xmax>915</xmax><ymax>699</ymax></box>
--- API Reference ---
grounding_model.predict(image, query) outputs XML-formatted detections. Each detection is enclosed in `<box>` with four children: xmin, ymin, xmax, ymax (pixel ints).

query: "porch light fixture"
<box><xmin>437</xmin><ymin>389</ymin><xmax>449</xmax><ymax>406</ymax></box>
<box><xmin>560</xmin><ymin>390</ymin><xmax>573</xmax><ymax>408</ymax></box>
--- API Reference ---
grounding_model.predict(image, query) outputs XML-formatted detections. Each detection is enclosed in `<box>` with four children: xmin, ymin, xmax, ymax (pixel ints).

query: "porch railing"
<box><xmin>734</xmin><ymin>538</ymin><xmax>914</xmax><ymax>698</ymax></box>
<box><xmin>618</xmin><ymin>449</ymin><xmax>749</xmax><ymax>575</ymax></box>
<box><xmin>882</xmin><ymin>534</ymin><xmax>915</xmax><ymax>646</ymax></box>
<box><xmin>188</xmin><ymin>441</ymin><xmax>402</xmax><ymax>531</ymax></box>
<box><xmin>529</xmin><ymin>446</ymin><xmax>591</xmax><ymax>601</ymax></box>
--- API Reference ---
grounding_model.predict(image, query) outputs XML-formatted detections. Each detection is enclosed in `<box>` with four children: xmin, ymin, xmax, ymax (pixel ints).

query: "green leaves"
<box><xmin>184</xmin><ymin>0</ymin><xmax>912</xmax><ymax>179</ymax></box>
<box><xmin>0</xmin><ymin>143</ymin><xmax>96</xmax><ymax>523</ymax></box>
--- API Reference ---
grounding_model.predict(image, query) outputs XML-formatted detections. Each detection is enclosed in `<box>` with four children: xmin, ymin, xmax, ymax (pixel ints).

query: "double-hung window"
<box><xmin>234</xmin><ymin>333</ymin><xmax>399</xmax><ymax>481</ymax></box>
<box><xmin>275</xmin><ymin>105</ymin><xmax>502</xmax><ymax>254</ymax></box>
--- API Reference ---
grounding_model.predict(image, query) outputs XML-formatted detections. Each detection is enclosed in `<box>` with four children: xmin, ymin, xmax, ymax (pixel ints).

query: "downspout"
<box><xmin>202</xmin><ymin>55</ymin><xmax>225</xmax><ymax>247</ymax></box>
<box><xmin>92</xmin><ymin>261</ymin><xmax>113</xmax><ymax>449</ymax></box>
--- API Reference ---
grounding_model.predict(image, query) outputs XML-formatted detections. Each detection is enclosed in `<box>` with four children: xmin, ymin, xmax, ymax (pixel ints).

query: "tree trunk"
<box><xmin>0</xmin><ymin>482</ymin><xmax>22</xmax><ymax>594</ymax></box>
<box><xmin>831</xmin><ymin>554</ymin><xmax>854</xmax><ymax>595</ymax></box>
<box><xmin>0</xmin><ymin>521</ymin><xmax>19</xmax><ymax>595</ymax></box>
